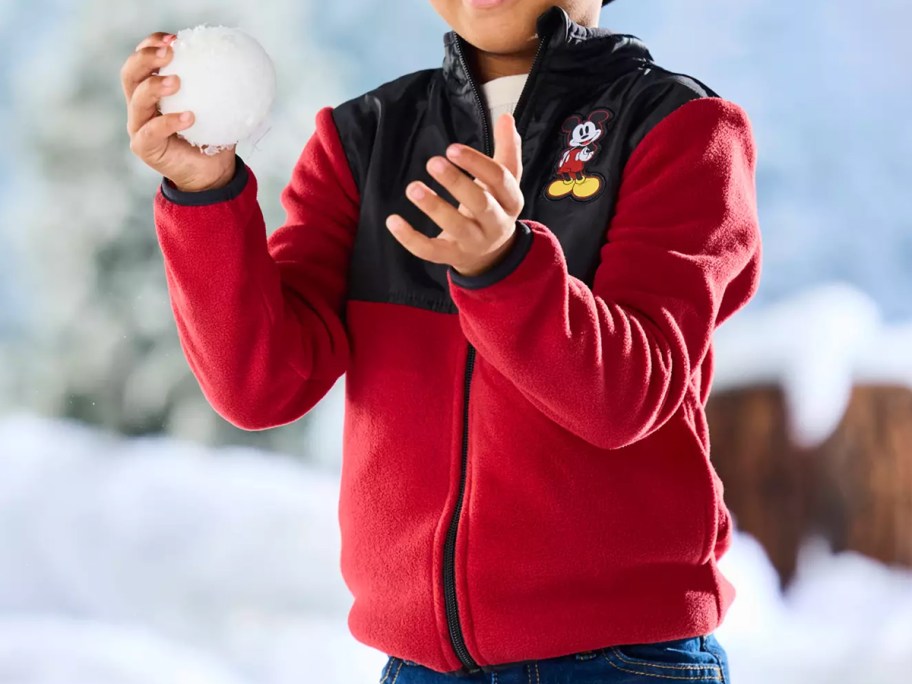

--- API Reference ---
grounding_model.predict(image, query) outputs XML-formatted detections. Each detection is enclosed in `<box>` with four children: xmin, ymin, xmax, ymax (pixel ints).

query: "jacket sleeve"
<box><xmin>447</xmin><ymin>97</ymin><xmax>762</xmax><ymax>450</ymax></box>
<box><xmin>153</xmin><ymin>106</ymin><xmax>359</xmax><ymax>430</ymax></box>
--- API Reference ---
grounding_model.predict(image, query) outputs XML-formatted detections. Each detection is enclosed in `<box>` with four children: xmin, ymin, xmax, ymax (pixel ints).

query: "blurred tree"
<box><xmin>0</xmin><ymin>0</ymin><xmax>350</xmax><ymax>456</ymax></box>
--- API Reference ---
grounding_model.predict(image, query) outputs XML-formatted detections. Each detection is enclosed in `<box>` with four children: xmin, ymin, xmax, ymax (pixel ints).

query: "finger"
<box><xmin>425</xmin><ymin>156</ymin><xmax>509</xmax><ymax>231</ymax></box>
<box><xmin>385</xmin><ymin>214</ymin><xmax>458</xmax><ymax>265</ymax></box>
<box><xmin>405</xmin><ymin>179</ymin><xmax>480</xmax><ymax>242</ymax></box>
<box><xmin>121</xmin><ymin>43</ymin><xmax>175</xmax><ymax>103</ymax></box>
<box><xmin>130</xmin><ymin>111</ymin><xmax>194</xmax><ymax>164</ymax></box>
<box><xmin>134</xmin><ymin>32</ymin><xmax>176</xmax><ymax>53</ymax></box>
<box><xmin>492</xmin><ymin>112</ymin><xmax>523</xmax><ymax>181</ymax></box>
<box><xmin>444</xmin><ymin>143</ymin><xmax>523</xmax><ymax>217</ymax></box>
<box><xmin>128</xmin><ymin>74</ymin><xmax>180</xmax><ymax>136</ymax></box>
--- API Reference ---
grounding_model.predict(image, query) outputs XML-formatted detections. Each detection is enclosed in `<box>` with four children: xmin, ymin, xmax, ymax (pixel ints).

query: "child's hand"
<box><xmin>386</xmin><ymin>113</ymin><xmax>525</xmax><ymax>278</ymax></box>
<box><xmin>122</xmin><ymin>31</ymin><xmax>237</xmax><ymax>192</ymax></box>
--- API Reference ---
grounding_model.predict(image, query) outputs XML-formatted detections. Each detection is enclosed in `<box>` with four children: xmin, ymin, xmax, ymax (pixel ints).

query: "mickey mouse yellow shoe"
<box><xmin>546</xmin><ymin>178</ymin><xmax>575</xmax><ymax>199</ymax></box>
<box><xmin>571</xmin><ymin>175</ymin><xmax>602</xmax><ymax>199</ymax></box>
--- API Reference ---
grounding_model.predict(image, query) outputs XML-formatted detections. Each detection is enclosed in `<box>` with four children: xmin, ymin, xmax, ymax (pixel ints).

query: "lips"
<box><xmin>463</xmin><ymin>0</ymin><xmax>509</xmax><ymax>10</ymax></box>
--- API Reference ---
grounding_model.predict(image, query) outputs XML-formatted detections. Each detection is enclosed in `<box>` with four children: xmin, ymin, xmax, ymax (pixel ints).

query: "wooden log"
<box><xmin>705</xmin><ymin>385</ymin><xmax>813</xmax><ymax>588</ymax></box>
<box><xmin>815</xmin><ymin>385</ymin><xmax>912</xmax><ymax>567</ymax></box>
<box><xmin>706</xmin><ymin>384</ymin><xmax>912</xmax><ymax>587</ymax></box>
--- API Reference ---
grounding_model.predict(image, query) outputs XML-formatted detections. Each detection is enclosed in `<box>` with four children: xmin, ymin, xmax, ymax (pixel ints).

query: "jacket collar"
<box><xmin>441</xmin><ymin>5</ymin><xmax>653</xmax><ymax>98</ymax></box>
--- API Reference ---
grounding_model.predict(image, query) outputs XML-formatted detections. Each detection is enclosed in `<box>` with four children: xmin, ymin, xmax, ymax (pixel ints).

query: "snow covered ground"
<box><xmin>0</xmin><ymin>410</ymin><xmax>910</xmax><ymax>683</ymax></box>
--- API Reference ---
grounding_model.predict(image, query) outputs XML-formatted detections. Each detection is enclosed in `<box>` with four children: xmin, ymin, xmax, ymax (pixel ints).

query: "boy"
<box><xmin>122</xmin><ymin>0</ymin><xmax>760</xmax><ymax>681</ymax></box>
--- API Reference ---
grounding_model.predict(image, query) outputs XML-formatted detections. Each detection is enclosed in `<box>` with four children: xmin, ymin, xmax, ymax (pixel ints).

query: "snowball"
<box><xmin>158</xmin><ymin>26</ymin><xmax>276</xmax><ymax>155</ymax></box>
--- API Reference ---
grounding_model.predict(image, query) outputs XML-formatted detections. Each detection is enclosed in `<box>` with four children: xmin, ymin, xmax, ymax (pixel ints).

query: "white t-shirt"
<box><xmin>480</xmin><ymin>73</ymin><xmax>529</xmax><ymax>123</ymax></box>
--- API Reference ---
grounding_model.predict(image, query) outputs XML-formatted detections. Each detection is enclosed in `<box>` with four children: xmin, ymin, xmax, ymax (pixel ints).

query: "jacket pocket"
<box><xmin>601</xmin><ymin>636</ymin><xmax>725</xmax><ymax>682</ymax></box>
<box><xmin>378</xmin><ymin>656</ymin><xmax>403</xmax><ymax>683</ymax></box>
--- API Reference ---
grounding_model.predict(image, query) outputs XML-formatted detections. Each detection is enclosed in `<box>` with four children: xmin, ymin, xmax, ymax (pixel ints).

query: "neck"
<box><xmin>468</xmin><ymin>40</ymin><xmax>539</xmax><ymax>83</ymax></box>
<box><xmin>466</xmin><ymin>9</ymin><xmax>601</xmax><ymax>83</ymax></box>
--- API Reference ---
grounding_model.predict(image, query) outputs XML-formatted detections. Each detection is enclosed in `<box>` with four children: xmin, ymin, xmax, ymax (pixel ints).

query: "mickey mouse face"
<box><xmin>561</xmin><ymin>109</ymin><xmax>614</xmax><ymax>148</ymax></box>
<box><xmin>570</xmin><ymin>121</ymin><xmax>602</xmax><ymax>147</ymax></box>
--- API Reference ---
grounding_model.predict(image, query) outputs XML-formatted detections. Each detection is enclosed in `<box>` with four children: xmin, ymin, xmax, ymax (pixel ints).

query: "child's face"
<box><xmin>430</xmin><ymin>1</ymin><xmax>601</xmax><ymax>56</ymax></box>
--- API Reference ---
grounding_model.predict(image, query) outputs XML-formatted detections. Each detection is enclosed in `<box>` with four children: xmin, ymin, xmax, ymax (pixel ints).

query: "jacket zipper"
<box><xmin>443</xmin><ymin>31</ymin><xmax>550</xmax><ymax>675</ymax></box>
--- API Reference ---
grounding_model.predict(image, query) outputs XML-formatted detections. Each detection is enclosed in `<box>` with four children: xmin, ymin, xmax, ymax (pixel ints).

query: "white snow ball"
<box><xmin>158</xmin><ymin>25</ymin><xmax>276</xmax><ymax>154</ymax></box>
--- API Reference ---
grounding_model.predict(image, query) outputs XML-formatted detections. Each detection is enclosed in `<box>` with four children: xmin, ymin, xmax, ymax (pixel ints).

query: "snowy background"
<box><xmin>0</xmin><ymin>0</ymin><xmax>910</xmax><ymax>682</ymax></box>
<box><xmin>2</xmin><ymin>411</ymin><xmax>912</xmax><ymax>684</ymax></box>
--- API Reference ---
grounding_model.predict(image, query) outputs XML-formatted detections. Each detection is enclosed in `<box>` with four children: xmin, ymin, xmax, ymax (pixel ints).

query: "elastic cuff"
<box><xmin>160</xmin><ymin>154</ymin><xmax>249</xmax><ymax>206</ymax></box>
<box><xmin>448</xmin><ymin>220</ymin><xmax>534</xmax><ymax>290</ymax></box>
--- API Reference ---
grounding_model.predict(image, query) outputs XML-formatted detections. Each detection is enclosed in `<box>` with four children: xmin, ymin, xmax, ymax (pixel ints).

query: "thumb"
<box><xmin>492</xmin><ymin>112</ymin><xmax>522</xmax><ymax>181</ymax></box>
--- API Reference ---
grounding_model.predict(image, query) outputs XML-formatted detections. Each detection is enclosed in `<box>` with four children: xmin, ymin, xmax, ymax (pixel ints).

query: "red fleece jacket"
<box><xmin>153</xmin><ymin>96</ymin><xmax>761</xmax><ymax>672</ymax></box>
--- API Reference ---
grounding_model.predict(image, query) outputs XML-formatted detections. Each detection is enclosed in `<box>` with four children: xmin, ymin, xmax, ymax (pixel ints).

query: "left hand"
<box><xmin>386</xmin><ymin>112</ymin><xmax>525</xmax><ymax>278</ymax></box>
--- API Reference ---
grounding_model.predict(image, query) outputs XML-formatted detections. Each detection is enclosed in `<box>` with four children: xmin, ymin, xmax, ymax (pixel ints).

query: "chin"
<box><xmin>432</xmin><ymin>0</ymin><xmax>546</xmax><ymax>54</ymax></box>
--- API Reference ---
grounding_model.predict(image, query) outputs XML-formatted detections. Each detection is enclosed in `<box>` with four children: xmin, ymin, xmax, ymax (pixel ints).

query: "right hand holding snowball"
<box><xmin>157</xmin><ymin>26</ymin><xmax>276</xmax><ymax>155</ymax></box>
<box><xmin>122</xmin><ymin>32</ymin><xmax>237</xmax><ymax>193</ymax></box>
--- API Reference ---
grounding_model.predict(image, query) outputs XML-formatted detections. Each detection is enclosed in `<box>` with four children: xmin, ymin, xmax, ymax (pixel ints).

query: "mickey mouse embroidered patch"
<box><xmin>544</xmin><ymin>108</ymin><xmax>614</xmax><ymax>202</ymax></box>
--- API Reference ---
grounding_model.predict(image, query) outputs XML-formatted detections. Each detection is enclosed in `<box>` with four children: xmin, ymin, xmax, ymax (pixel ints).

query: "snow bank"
<box><xmin>0</xmin><ymin>412</ymin><xmax>350</xmax><ymax>622</ymax></box>
<box><xmin>717</xmin><ymin>535</ymin><xmax>912</xmax><ymax>683</ymax></box>
<box><xmin>0</xmin><ymin>615</ymin><xmax>245</xmax><ymax>684</ymax></box>
<box><xmin>1</xmin><ymin>411</ymin><xmax>910</xmax><ymax>682</ymax></box>
<box><xmin>712</xmin><ymin>282</ymin><xmax>912</xmax><ymax>447</ymax></box>
<box><xmin>0</xmin><ymin>411</ymin><xmax>386</xmax><ymax>683</ymax></box>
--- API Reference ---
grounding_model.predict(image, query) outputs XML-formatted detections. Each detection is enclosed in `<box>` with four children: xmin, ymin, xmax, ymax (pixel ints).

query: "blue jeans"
<box><xmin>379</xmin><ymin>634</ymin><xmax>730</xmax><ymax>683</ymax></box>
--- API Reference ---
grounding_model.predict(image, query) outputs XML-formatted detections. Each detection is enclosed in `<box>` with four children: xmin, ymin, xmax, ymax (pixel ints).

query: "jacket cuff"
<box><xmin>447</xmin><ymin>220</ymin><xmax>534</xmax><ymax>290</ymax></box>
<box><xmin>160</xmin><ymin>154</ymin><xmax>249</xmax><ymax>206</ymax></box>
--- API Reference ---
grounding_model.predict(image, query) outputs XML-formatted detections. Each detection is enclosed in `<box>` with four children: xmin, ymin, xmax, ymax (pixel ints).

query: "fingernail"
<box><xmin>157</xmin><ymin>46</ymin><xmax>168</xmax><ymax>57</ymax></box>
<box><xmin>162</xmin><ymin>76</ymin><xmax>174</xmax><ymax>87</ymax></box>
<box><xmin>407</xmin><ymin>183</ymin><xmax>425</xmax><ymax>200</ymax></box>
<box><xmin>447</xmin><ymin>144</ymin><xmax>462</xmax><ymax>158</ymax></box>
<box><xmin>386</xmin><ymin>215</ymin><xmax>400</xmax><ymax>231</ymax></box>
<box><xmin>428</xmin><ymin>157</ymin><xmax>447</xmax><ymax>174</ymax></box>
<box><xmin>163</xmin><ymin>34</ymin><xmax>175</xmax><ymax>43</ymax></box>
<box><xmin>180</xmin><ymin>112</ymin><xmax>192</xmax><ymax>122</ymax></box>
